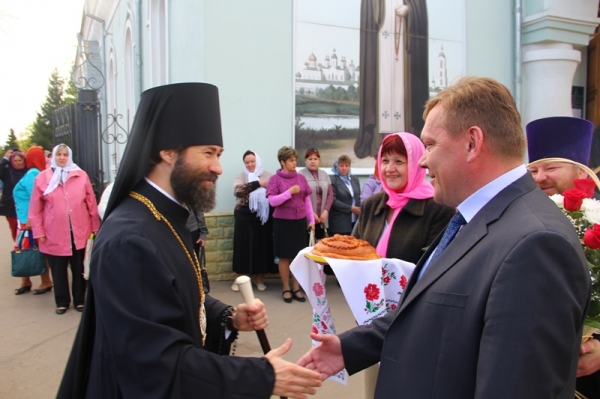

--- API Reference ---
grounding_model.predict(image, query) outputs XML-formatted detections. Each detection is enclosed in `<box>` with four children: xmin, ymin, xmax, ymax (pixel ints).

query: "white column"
<box><xmin>521</xmin><ymin>42</ymin><xmax>581</xmax><ymax>123</ymax></box>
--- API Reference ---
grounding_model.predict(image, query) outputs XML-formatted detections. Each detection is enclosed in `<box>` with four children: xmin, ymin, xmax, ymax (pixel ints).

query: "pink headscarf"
<box><xmin>376</xmin><ymin>132</ymin><xmax>434</xmax><ymax>257</ymax></box>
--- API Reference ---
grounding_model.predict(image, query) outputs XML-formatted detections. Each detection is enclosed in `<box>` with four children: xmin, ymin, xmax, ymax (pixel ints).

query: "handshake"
<box><xmin>234</xmin><ymin>277</ymin><xmax>344</xmax><ymax>399</ymax></box>
<box><xmin>263</xmin><ymin>333</ymin><xmax>343</xmax><ymax>399</ymax></box>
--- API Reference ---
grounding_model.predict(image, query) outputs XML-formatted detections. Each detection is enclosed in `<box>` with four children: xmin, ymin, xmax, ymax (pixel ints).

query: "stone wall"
<box><xmin>203</xmin><ymin>211</ymin><xmax>236</xmax><ymax>281</ymax></box>
<box><xmin>203</xmin><ymin>211</ymin><xmax>280</xmax><ymax>283</ymax></box>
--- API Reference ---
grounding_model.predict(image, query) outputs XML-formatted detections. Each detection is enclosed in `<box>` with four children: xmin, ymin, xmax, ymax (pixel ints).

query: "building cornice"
<box><xmin>522</xmin><ymin>10</ymin><xmax>600</xmax><ymax>46</ymax></box>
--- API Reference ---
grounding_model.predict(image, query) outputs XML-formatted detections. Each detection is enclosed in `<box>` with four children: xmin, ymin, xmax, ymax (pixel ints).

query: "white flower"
<box><xmin>549</xmin><ymin>194</ymin><xmax>564</xmax><ymax>209</ymax></box>
<box><xmin>582</xmin><ymin>198</ymin><xmax>600</xmax><ymax>225</ymax></box>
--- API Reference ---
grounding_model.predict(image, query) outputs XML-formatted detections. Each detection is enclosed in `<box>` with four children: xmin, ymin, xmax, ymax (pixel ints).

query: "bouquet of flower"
<box><xmin>549</xmin><ymin>178</ymin><xmax>600</xmax><ymax>327</ymax></box>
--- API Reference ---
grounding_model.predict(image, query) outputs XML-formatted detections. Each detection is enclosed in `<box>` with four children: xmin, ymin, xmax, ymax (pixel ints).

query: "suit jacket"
<box><xmin>329</xmin><ymin>174</ymin><xmax>361</xmax><ymax>234</ymax></box>
<box><xmin>354</xmin><ymin>193</ymin><xmax>454</xmax><ymax>263</ymax></box>
<box><xmin>340</xmin><ymin>173</ymin><xmax>590</xmax><ymax>398</ymax></box>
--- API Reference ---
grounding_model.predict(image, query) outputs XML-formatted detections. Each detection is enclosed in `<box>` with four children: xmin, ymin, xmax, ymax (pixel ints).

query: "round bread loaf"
<box><xmin>312</xmin><ymin>234</ymin><xmax>381</xmax><ymax>260</ymax></box>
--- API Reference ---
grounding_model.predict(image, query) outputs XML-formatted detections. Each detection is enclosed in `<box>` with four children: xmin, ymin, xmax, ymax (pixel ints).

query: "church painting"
<box><xmin>294</xmin><ymin>0</ymin><xmax>466</xmax><ymax>169</ymax></box>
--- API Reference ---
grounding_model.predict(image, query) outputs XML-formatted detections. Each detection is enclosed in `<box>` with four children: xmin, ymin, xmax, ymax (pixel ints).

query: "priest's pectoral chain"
<box><xmin>130</xmin><ymin>191</ymin><xmax>207</xmax><ymax>345</ymax></box>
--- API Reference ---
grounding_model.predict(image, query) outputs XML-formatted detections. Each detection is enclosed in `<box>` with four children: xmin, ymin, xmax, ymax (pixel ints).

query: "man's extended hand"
<box><xmin>297</xmin><ymin>333</ymin><xmax>345</xmax><ymax>380</ymax></box>
<box><xmin>267</xmin><ymin>338</ymin><xmax>322</xmax><ymax>399</ymax></box>
<box><xmin>578</xmin><ymin>338</ymin><xmax>600</xmax><ymax>377</ymax></box>
<box><xmin>232</xmin><ymin>299</ymin><xmax>268</xmax><ymax>331</ymax></box>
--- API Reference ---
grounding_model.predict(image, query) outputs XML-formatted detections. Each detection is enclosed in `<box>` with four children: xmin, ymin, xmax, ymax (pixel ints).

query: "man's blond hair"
<box><xmin>423</xmin><ymin>76</ymin><xmax>525</xmax><ymax>160</ymax></box>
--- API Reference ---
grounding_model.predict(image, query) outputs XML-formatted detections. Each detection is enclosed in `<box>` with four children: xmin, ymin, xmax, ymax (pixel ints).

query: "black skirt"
<box><xmin>273</xmin><ymin>217</ymin><xmax>308</xmax><ymax>259</ymax></box>
<box><xmin>232</xmin><ymin>206</ymin><xmax>274</xmax><ymax>275</ymax></box>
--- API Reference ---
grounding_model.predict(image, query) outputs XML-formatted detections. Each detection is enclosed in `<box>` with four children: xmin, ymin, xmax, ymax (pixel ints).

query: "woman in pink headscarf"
<box><xmin>354</xmin><ymin>133</ymin><xmax>454</xmax><ymax>263</ymax></box>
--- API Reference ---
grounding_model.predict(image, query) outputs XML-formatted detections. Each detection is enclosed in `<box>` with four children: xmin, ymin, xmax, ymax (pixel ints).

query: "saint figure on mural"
<box><xmin>355</xmin><ymin>0</ymin><xmax>428</xmax><ymax>158</ymax></box>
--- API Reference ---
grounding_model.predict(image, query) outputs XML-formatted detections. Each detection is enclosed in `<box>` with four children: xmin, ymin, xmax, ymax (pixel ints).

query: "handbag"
<box><xmin>11</xmin><ymin>230</ymin><xmax>46</xmax><ymax>277</ymax></box>
<box><xmin>199</xmin><ymin>246</ymin><xmax>210</xmax><ymax>294</ymax></box>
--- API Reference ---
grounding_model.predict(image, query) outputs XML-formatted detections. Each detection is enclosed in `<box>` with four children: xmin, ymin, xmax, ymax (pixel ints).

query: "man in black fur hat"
<box><xmin>57</xmin><ymin>83</ymin><xmax>321</xmax><ymax>399</ymax></box>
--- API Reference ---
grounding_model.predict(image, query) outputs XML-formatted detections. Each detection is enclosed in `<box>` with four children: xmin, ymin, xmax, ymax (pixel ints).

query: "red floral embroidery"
<box><xmin>400</xmin><ymin>275</ymin><xmax>407</xmax><ymax>289</ymax></box>
<box><xmin>321</xmin><ymin>321</ymin><xmax>328</xmax><ymax>331</ymax></box>
<box><xmin>313</xmin><ymin>282</ymin><xmax>324</xmax><ymax>297</ymax></box>
<box><xmin>390</xmin><ymin>304</ymin><xmax>397</xmax><ymax>310</ymax></box>
<box><xmin>383</xmin><ymin>276</ymin><xmax>391</xmax><ymax>284</ymax></box>
<box><xmin>364</xmin><ymin>284</ymin><xmax>380</xmax><ymax>301</ymax></box>
<box><xmin>312</xmin><ymin>325</ymin><xmax>318</xmax><ymax>334</ymax></box>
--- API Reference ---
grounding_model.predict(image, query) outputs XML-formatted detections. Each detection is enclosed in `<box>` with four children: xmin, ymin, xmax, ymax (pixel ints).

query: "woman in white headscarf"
<box><xmin>231</xmin><ymin>151</ymin><xmax>273</xmax><ymax>292</ymax></box>
<box><xmin>29</xmin><ymin>144</ymin><xmax>100</xmax><ymax>315</ymax></box>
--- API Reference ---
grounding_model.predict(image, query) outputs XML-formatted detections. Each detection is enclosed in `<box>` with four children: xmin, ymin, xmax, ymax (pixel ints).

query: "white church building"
<box><xmin>73</xmin><ymin>0</ymin><xmax>599</xmax><ymax>213</ymax></box>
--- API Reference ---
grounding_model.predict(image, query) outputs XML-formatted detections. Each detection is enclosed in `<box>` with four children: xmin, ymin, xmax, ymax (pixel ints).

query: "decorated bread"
<box><xmin>312</xmin><ymin>234</ymin><xmax>381</xmax><ymax>260</ymax></box>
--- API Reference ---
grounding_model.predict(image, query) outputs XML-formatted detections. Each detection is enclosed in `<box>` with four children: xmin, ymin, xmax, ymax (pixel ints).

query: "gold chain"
<box><xmin>130</xmin><ymin>191</ymin><xmax>206</xmax><ymax>345</ymax></box>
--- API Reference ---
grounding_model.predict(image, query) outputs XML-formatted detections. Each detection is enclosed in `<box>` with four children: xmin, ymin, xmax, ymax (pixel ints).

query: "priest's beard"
<box><xmin>171</xmin><ymin>156</ymin><xmax>218</xmax><ymax>213</ymax></box>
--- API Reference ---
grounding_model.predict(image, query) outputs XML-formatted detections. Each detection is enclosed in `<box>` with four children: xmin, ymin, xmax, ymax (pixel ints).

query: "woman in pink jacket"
<box><xmin>29</xmin><ymin>144</ymin><xmax>100</xmax><ymax>315</ymax></box>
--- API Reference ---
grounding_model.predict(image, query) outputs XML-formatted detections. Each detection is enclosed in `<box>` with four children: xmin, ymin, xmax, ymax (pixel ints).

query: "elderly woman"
<box><xmin>231</xmin><ymin>151</ymin><xmax>273</xmax><ymax>292</ymax></box>
<box><xmin>13</xmin><ymin>147</ymin><xmax>53</xmax><ymax>295</ymax></box>
<box><xmin>329</xmin><ymin>155</ymin><xmax>361</xmax><ymax>236</ymax></box>
<box><xmin>354</xmin><ymin>132</ymin><xmax>454</xmax><ymax>262</ymax></box>
<box><xmin>299</xmin><ymin>148</ymin><xmax>333</xmax><ymax>241</ymax></box>
<box><xmin>0</xmin><ymin>149</ymin><xmax>27</xmax><ymax>241</ymax></box>
<box><xmin>267</xmin><ymin>146</ymin><xmax>314</xmax><ymax>303</ymax></box>
<box><xmin>29</xmin><ymin>144</ymin><xmax>100</xmax><ymax>315</ymax></box>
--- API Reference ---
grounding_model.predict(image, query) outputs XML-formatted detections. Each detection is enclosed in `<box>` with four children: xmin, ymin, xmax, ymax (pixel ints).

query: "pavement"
<box><xmin>0</xmin><ymin>222</ymin><xmax>366</xmax><ymax>399</ymax></box>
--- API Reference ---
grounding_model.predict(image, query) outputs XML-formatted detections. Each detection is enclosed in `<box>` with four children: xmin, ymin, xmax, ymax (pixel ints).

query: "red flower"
<box><xmin>312</xmin><ymin>325</ymin><xmax>318</xmax><ymax>335</ymax></box>
<box><xmin>584</xmin><ymin>224</ymin><xmax>600</xmax><ymax>249</ymax></box>
<box><xmin>400</xmin><ymin>275</ymin><xmax>407</xmax><ymax>289</ymax></box>
<box><xmin>364</xmin><ymin>283</ymin><xmax>380</xmax><ymax>301</ymax></box>
<box><xmin>574</xmin><ymin>179</ymin><xmax>596</xmax><ymax>199</ymax></box>
<box><xmin>383</xmin><ymin>276</ymin><xmax>391</xmax><ymax>284</ymax></box>
<box><xmin>390</xmin><ymin>304</ymin><xmax>397</xmax><ymax>310</ymax></box>
<box><xmin>320</xmin><ymin>321</ymin><xmax>328</xmax><ymax>331</ymax></box>
<box><xmin>312</xmin><ymin>282</ymin><xmax>324</xmax><ymax>297</ymax></box>
<box><xmin>563</xmin><ymin>188</ymin><xmax>588</xmax><ymax>212</ymax></box>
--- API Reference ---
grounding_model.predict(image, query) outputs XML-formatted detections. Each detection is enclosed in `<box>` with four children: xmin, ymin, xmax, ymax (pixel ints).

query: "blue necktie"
<box><xmin>419</xmin><ymin>212</ymin><xmax>466</xmax><ymax>279</ymax></box>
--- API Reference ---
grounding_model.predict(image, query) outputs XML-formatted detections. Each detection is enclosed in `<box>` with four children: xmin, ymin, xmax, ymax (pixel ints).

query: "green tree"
<box><xmin>29</xmin><ymin>68</ymin><xmax>66</xmax><ymax>150</ymax></box>
<box><xmin>2</xmin><ymin>128</ymin><xmax>19</xmax><ymax>153</ymax></box>
<box><xmin>64</xmin><ymin>78</ymin><xmax>77</xmax><ymax>104</ymax></box>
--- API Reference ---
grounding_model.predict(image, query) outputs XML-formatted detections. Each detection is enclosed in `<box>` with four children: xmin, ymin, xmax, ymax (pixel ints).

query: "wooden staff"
<box><xmin>234</xmin><ymin>275</ymin><xmax>287</xmax><ymax>399</ymax></box>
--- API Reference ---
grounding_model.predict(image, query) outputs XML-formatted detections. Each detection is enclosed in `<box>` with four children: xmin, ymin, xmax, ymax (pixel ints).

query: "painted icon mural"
<box><xmin>295</xmin><ymin>0</ymin><xmax>465</xmax><ymax>168</ymax></box>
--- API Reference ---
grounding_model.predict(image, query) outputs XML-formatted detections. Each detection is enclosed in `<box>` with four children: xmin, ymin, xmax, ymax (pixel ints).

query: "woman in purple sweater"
<box><xmin>267</xmin><ymin>147</ymin><xmax>315</xmax><ymax>303</ymax></box>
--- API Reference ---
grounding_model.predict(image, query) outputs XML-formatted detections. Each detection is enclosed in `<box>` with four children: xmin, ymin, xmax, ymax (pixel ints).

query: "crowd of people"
<box><xmin>2</xmin><ymin>76</ymin><xmax>600</xmax><ymax>398</ymax></box>
<box><xmin>1</xmin><ymin>144</ymin><xmax>99</xmax><ymax>314</ymax></box>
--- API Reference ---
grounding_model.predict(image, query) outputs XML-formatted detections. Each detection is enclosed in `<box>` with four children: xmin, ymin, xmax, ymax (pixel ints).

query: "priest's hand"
<box><xmin>267</xmin><ymin>338</ymin><xmax>322</xmax><ymax>399</ymax></box>
<box><xmin>232</xmin><ymin>299</ymin><xmax>268</xmax><ymax>331</ymax></box>
<box><xmin>297</xmin><ymin>333</ymin><xmax>345</xmax><ymax>381</ymax></box>
<box><xmin>578</xmin><ymin>338</ymin><xmax>600</xmax><ymax>377</ymax></box>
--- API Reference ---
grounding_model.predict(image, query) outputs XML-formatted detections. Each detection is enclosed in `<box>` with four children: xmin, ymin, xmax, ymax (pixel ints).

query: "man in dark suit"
<box><xmin>298</xmin><ymin>76</ymin><xmax>591</xmax><ymax>398</ymax></box>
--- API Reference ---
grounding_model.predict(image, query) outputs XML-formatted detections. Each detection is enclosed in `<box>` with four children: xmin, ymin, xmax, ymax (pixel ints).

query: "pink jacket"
<box><xmin>29</xmin><ymin>168</ymin><xmax>100</xmax><ymax>256</ymax></box>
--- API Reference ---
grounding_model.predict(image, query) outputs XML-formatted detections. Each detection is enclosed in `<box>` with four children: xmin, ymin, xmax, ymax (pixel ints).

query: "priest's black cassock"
<box><xmin>57</xmin><ymin>83</ymin><xmax>275</xmax><ymax>398</ymax></box>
